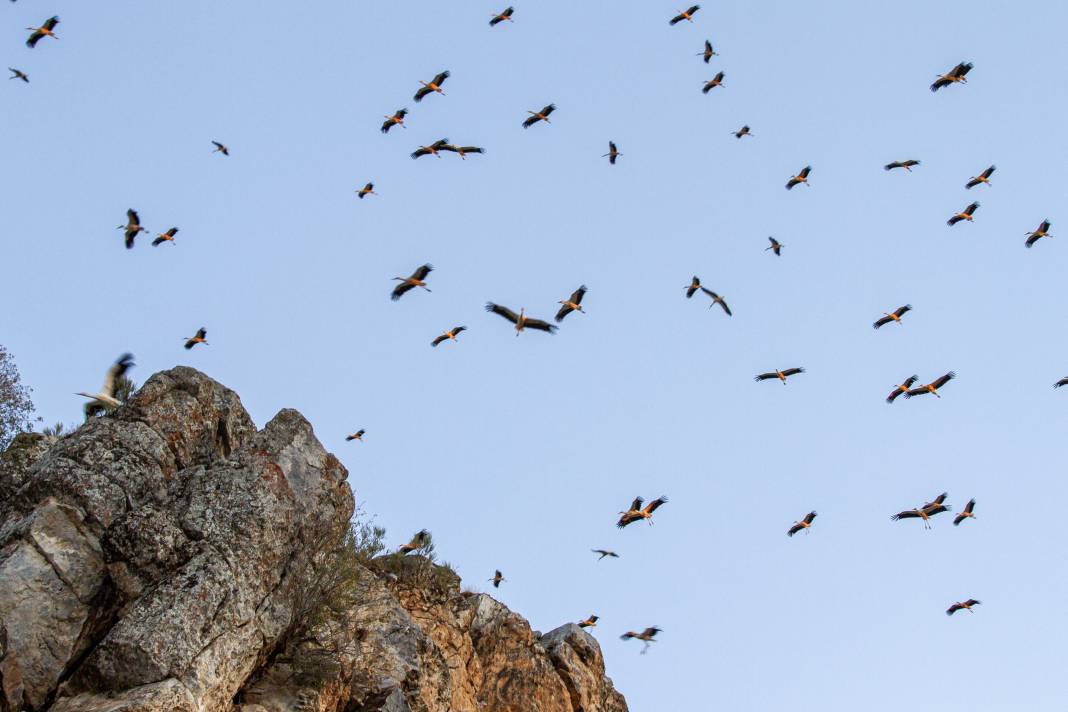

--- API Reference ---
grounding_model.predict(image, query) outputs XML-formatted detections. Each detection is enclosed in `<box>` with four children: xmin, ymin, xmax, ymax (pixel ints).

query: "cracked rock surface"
<box><xmin>0</xmin><ymin>368</ymin><xmax>627</xmax><ymax>712</ymax></box>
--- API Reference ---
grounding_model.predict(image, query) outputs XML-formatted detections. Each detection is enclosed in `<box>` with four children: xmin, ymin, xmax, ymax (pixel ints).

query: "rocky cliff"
<box><xmin>0</xmin><ymin>367</ymin><xmax>627</xmax><ymax>712</ymax></box>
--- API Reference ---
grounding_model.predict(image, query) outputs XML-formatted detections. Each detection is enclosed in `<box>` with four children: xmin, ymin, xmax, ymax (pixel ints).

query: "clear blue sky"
<box><xmin>5</xmin><ymin>2</ymin><xmax>1068</xmax><ymax>709</ymax></box>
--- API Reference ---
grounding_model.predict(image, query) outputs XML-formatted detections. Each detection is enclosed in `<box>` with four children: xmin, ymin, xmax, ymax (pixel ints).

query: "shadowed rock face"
<box><xmin>0</xmin><ymin>368</ymin><xmax>627</xmax><ymax>712</ymax></box>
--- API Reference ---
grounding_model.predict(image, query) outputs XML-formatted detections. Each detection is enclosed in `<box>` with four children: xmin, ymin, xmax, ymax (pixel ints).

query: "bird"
<box><xmin>25</xmin><ymin>16</ymin><xmax>59</xmax><ymax>48</ymax></box>
<box><xmin>617</xmin><ymin>496</ymin><xmax>668</xmax><ymax>528</ymax></box>
<box><xmin>489</xmin><ymin>6</ymin><xmax>514</xmax><ymax>25</ymax></box>
<box><xmin>620</xmin><ymin>627</ymin><xmax>661</xmax><ymax>654</ymax></box>
<box><xmin>669</xmin><ymin>5</ymin><xmax>700</xmax><ymax>24</ymax></box>
<box><xmin>755</xmin><ymin>368</ymin><xmax>805</xmax><ymax>384</ymax></box>
<box><xmin>523</xmin><ymin>104</ymin><xmax>556</xmax><ymax>128</ymax></box>
<box><xmin>211</xmin><ymin>141</ymin><xmax>230</xmax><ymax>156</ymax></box>
<box><xmin>391</xmin><ymin>264</ymin><xmax>433</xmax><ymax>301</ymax></box>
<box><xmin>884</xmin><ymin>159</ymin><xmax>920</xmax><ymax>172</ymax></box>
<box><xmin>892</xmin><ymin>493</ymin><xmax>951</xmax><ymax>529</ymax></box>
<box><xmin>603</xmin><ymin>141</ymin><xmax>621</xmax><ymax>164</ymax></box>
<box><xmin>398</xmin><ymin>529</ymin><xmax>429</xmax><ymax>554</ymax></box>
<box><xmin>785</xmin><ymin>166</ymin><xmax>812</xmax><ymax>190</ymax></box>
<box><xmin>965</xmin><ymin>165</ymin><xmax>995</xmax><ymax>189</ymax></box>
<box><xmin>381</xmin><ymin>108</ymin><xmax>408</xmax><ymax>133</ymax></box>
<box><xmin>953</xmin><ymin>499</ymin><xmax>977</xmax><ymax>526</ymax></box>
<box><xmin>411</xmin><ymin>139</ymin><xmax>451</xmax><ymax>159</ymax></box>
<box><xmin>698</xmin><ymin>40</ymin><xmax>718</xmax><ymax>63</ymax></box>
<box><xmin>152</xmin><ymin>228</ymin><xmax>179</xmax><ymax>246</ymax></box>
<box><xmin>1055</xmin><ymin>377</ymin><xmax>1068</xmax><ymax>389</ymax></box>
<box><xmin>947</xmin><ymin>202</ymin><xmax>979</xmax><ymax>226</ymax></box>
<box><xmin>905</xmin><ymin>372</ymin><xmax>956</xmax><ymax>399</ymax></box>
<box><xmin>591</xmin><ymin>549</ymin><xmax>619</xmax><ymax>560</ymax></box>
<box><xmin>183</xmin><ymin>328</ymin><xmax>208</xmax><ymax>350</ymax></box>
<box><xmin>578</xmin><ymin>615</ymin><xmax>599</xmax><ymax>629</ymax></box>
<box><xmin>440</xmin><ymin>143</ymin><xmax>486</xmax><ymax>160</ymax></box>
<box><xmin>946</xmin><ymin>599</ymin><xmax>981</xmax><ymax>616</ymax></box>
<box><xmin>886</xmin><ymin>375</ymin><xmax>919</xmax><ymax>404</ymax></box>
<box><xmin>1025</xmin><ymin>220</ymin><xmax>1052</xmax><ymax>248</ymax></box>
<box><xmin>765</xmin><ymin>237</ymin><xmax>782</xmax><ymax>255</ymax></box>
<box><xmin>701</xmin><ymin>72</ymin><xmax>725</xmax><ymax>93</ymax></box>
<box><xmin>8</xmin><ymin>68</ymin><xmax>29</xmax><ymax>83</ymax></box>
<box><xmin>787</xmin><ymin>511</ymin><xmax>817</xmax><ymax>537</ymax></box>
<box><xmin>733</xmin><ymin>125</ymin><xmax>752</xmax><ymax>139</ymax></box>
<box><xmin>431</xmin><ymin>326</ymin><xmax>466</xmax><ymax>347</ymax></box>
<box><xmin>873</xmin><ymin>305</ymin><xmax>912</xmax><ymax>329</ymax></box>
<box><xmin>685</xmin><ymin>276</ymin><xmax>704</xmax><ymax>299</ymax></box>
<box><xmin>489</xmin><ymin>570</ymin><xmax>505</xmax><ymax>588</ymax></box>
<box><xmin>485</xmin><ymin>303</ymin><xmax>557</xmax><ymax>335</ymax></box>
<box><xmin>700</xmin><ymin>288</ymin><xmax>732</xmax><ymax>316</ymax></box>
<box><xmin>357</xmin><ymin>182</ymin><xmax>377</xmax><ymax>199</ymax></box>
<box><xmin>76</xmin><ymin>353</ymin><xmax>134</xmax><ymax>420</ymax></box>
<box><xmin>930</xmin><ymin>62</ymin><xmax>973</xmax><ymax>92</ymax></box>
<box><xmin>555</xmin><ymin>285</ymin><xmax>587</xmax><ymax>322</ymax></box>
<box><xmin>345</xmin><ymin>429</ymin><xmax>366</xmax><ymax>442</ymax></box>
<box><xmin>118</xmin><ymin>209</ymin><xmax>147</xmax><ymax>249</ymax></box>
<box><xmin>414</xmin><ymin>70</ymin><xmax>449</xmax><ymax>102</ymax></box>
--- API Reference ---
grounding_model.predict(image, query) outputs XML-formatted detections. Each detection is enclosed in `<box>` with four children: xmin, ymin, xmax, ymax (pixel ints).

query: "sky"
<box><xmin>4</xmin><ymin>1</ymin><xmax>1068</xmax><ymax>709</ymax></box>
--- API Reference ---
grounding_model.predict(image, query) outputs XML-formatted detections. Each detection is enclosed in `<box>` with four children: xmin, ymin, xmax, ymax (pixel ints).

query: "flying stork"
<box><xmin>76</xmin><ymin>353</ymin><xmax>134</xmax><ymax>420</ymax></box>
<box><xmin>617</xmin><ymin>496</ymin><xmax>668</xmax><ymax>528</ymax></box>
<box><xmin>555</xmin><ymin>285</ymin><xmax>587</xmax><ymax>322</ymax></box>
<box><xmin>391</xmin><ymin>264</ymin><xmax>433</xmax><ymax>300</ymax></box>
<box><xmin>414</xmin><ymin>71</ymin><xmax>450</xmax><ymax>102</ymax></box>
<box><xmin>485</xmin><ymin>303</ymin><xmax>557</xmax><ymax>335</ymax></box>
<box><xmin>621</xmin><ymin>627</ymin><xmax>662</xmax><ymax>654</ymax></box>
<box><xmin>26</xmin><ymin>16</ymin><xmax>59</xmax><ymax>48</ymax></box>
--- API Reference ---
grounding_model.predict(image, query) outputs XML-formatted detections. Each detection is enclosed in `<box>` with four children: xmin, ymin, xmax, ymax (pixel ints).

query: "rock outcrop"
<box><xmin>0</xmin><ymin>367</ymin><xmax>627</xmax><ymax>712</ymax></box>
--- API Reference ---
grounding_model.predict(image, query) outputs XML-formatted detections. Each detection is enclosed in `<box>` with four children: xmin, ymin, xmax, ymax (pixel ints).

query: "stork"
<box><xmin>76</xmin><ymin>353</ymin><xmax>134</xmax><ymax>420</ymax></box>
<box><xmin>485</xmin><ymin>303</ymin><xmax>557</xmax><ymax>335</ymax></box>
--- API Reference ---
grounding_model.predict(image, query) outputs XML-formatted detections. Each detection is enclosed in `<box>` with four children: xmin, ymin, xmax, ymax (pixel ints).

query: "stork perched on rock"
<box><xmin>76</xmin><ymin>353</ymin><xmax>134</xmax><ymax>420</ymax></box>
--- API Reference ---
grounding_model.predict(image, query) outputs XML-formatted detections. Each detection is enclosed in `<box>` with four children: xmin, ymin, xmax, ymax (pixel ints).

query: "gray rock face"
<box><xmin>0</xmin><ymin>368</ymin><xmax>627</xmax><ymax>712</ymax></box>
